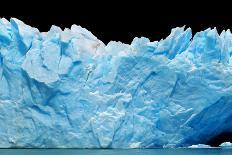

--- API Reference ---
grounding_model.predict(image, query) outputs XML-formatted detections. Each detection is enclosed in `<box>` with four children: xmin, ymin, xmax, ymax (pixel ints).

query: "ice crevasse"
<box><xmin>0</xmin><ymin>18</ymin><xmax>232</xmax><ymax>148</ymax></box>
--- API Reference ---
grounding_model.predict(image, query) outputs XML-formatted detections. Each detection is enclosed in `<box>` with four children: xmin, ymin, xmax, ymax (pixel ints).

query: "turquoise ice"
<box><xmin>0</xmin><ymin>18</ymin><xmax>232</xmax><ymax>148</ymax></box>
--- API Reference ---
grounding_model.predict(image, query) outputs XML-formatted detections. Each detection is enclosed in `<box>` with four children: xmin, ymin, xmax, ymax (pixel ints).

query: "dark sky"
<box><xmin>2</xmin><ymin>1</ymin><xmax>232</xmax><ymax>44</ymax></box>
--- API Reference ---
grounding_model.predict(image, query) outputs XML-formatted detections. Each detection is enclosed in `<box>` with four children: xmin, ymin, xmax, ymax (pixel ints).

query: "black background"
<box><xmin>1</xmin><ymin>0</ymin><xmax>232</xmax><ymax>44</ymax></box>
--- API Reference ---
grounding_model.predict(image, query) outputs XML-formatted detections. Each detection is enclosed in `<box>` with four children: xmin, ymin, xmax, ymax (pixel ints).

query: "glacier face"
<box><xmin>0</xmin><ymin>18</ymin><xmax>232</xmax><ymax>148</ymax></box>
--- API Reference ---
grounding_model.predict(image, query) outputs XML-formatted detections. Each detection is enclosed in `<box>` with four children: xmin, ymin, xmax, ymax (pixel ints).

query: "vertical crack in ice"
<box><xmin>169</xmin><ymin>76</ymin><xmax>179</xmax><ymax>98</ymax></box>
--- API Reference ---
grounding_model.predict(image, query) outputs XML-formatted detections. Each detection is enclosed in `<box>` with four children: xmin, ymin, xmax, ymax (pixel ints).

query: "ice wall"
<box><xmin>0</xmin><ymin>18</ymin><xmax>232</xmax><ymax>148</ymax></box>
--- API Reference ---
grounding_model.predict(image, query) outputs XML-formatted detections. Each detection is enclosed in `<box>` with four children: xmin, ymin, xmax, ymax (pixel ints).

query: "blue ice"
<box><xmin>0</xmin><ymin>18</ymin><xmax>232</xmax><ymax>148</ymax></box>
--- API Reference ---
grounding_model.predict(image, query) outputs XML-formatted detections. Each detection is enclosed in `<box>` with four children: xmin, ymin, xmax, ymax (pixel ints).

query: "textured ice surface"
<box><xmin>0</xmin><ymin>18</ymin><xmax>232</xmax><ymax>148</ymax></box>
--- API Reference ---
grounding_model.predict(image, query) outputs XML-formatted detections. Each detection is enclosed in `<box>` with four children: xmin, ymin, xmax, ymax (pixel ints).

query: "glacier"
<box><xmin>0</xmin><ymin>17</ymin><xmax>232</xmax><ymax>148</ymax></box>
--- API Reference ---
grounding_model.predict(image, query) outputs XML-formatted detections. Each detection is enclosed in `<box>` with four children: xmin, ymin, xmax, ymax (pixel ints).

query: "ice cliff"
<box><xmin>0</xmin><ymin>18</ymin><xmax>232</xmax><ymax>148</ymax></box>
